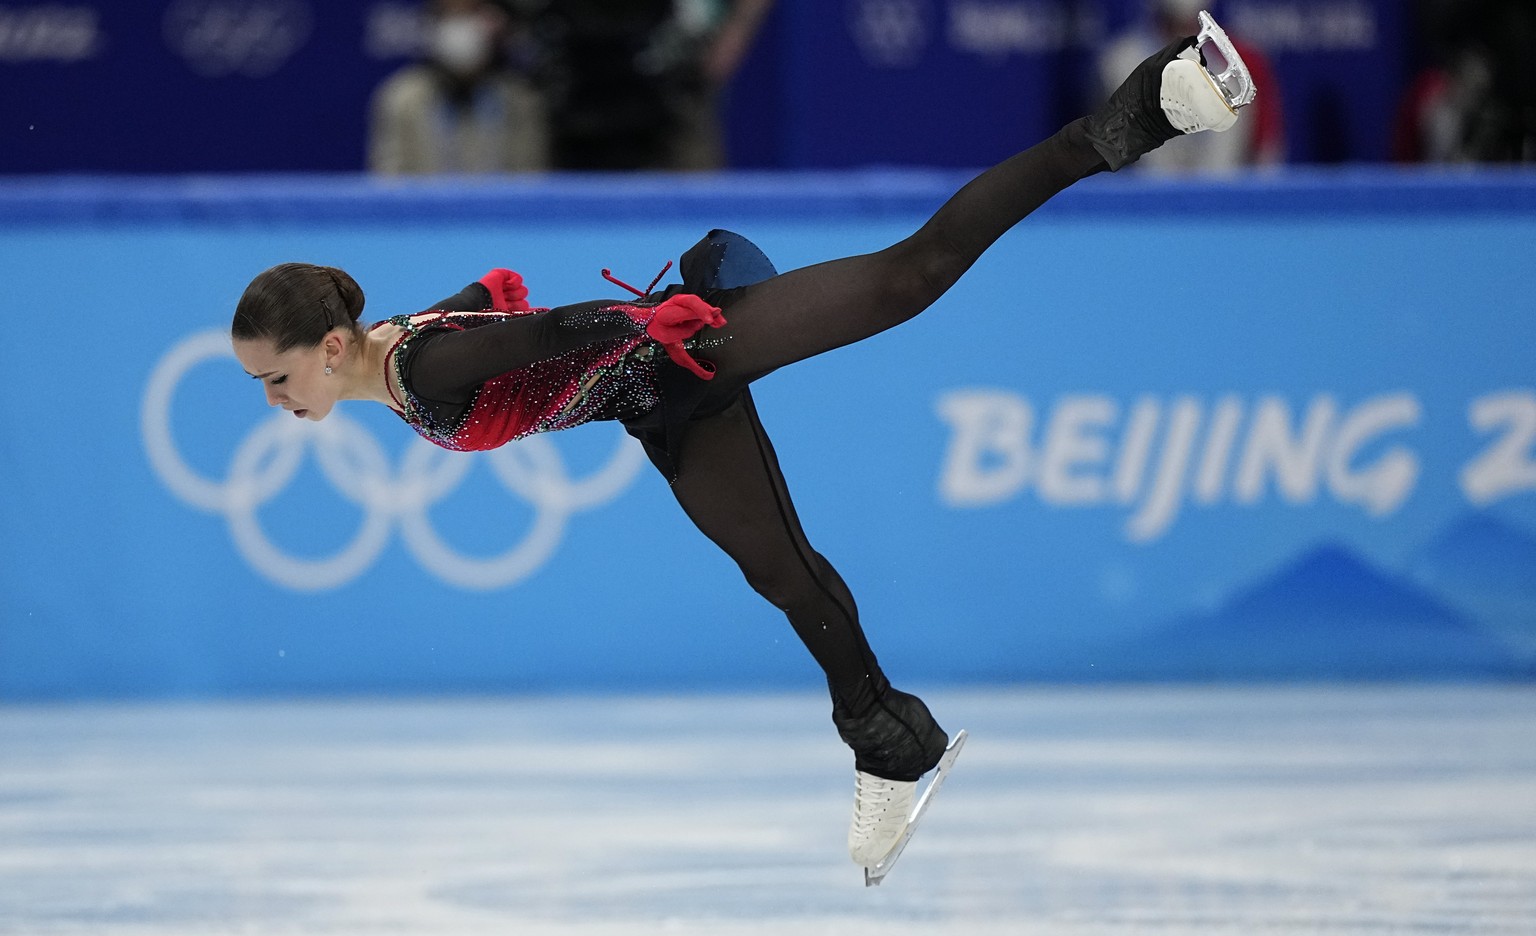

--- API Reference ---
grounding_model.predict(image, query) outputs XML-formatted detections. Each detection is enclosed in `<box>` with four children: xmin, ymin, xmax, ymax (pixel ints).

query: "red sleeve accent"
<box><xmin>477</xmin><ymin>268</ymin><xmax>531</xmax><ymax>312</ymax></box>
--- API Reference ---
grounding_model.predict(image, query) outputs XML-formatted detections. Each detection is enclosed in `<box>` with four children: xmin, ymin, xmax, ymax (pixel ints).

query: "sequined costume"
<box><xmin>380</xmin><ymin>230</ymin><xmax>775</xmax><ymax>474</ymax></box>
<box><xmin>381</xmin><ymin>302</ymin><xmax>663</xmax><ymax>452</ymax></box>
<box><xmin>380</xmin><ymin>118</ymin><xmax>1111</xmax><ymax>781</ymax></box>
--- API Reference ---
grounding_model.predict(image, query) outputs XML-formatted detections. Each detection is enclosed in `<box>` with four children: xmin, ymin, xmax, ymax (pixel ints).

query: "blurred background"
<box><xmin>1</xmin><ymin>0</ymin><xmax>1534</xmax><ymax>701</ymax></box>
<box><xmin>3</xmin><ymin>0</ymin><xmax>1535</xmax><ymax>174</ymax></box>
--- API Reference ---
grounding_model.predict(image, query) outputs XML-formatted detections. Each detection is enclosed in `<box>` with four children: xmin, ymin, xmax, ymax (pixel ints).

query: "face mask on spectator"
<box><xmin>431</xmin><ymin>14</ymin><xmax>493</xmax><ymax>75</ymax></box>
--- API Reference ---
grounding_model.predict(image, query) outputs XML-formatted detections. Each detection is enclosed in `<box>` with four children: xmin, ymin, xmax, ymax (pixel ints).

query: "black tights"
<box><xmin>667</xmin><ymin>120</ymin><xmax>1107</xmax><ymax>715</ymax></box>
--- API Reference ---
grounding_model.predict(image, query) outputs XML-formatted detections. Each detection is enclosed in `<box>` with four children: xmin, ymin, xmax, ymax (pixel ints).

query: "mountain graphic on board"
<box><xmin>1409</xmin><ymin>512</ymin><xmax>1536</xmax><ymax>662</ymax></box>
<box><xmin>1119</xmin><ymin>542</ymin><xmax>1518</xmax><ymax>679</ymax></box>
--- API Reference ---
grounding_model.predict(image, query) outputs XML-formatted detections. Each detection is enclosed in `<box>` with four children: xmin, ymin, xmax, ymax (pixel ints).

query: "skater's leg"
<box><xmin>667</xmin><ymin>393</ymin><xmax>956</xmax><ymax>870</ymax></box>
<box><xmin>666</xmin><ymin>390</ymin><xmax>882</xmax><ymax>710</ymax></box>
<box><xmin>665</xmin><ymin>391</ymin><xmax>947</xmax><ymax>779</ymax></box>
<box><xmin>702</xmin><ymin>118</ymin><xmax>1107</xmax><ymax>383</ymax></box>
<box><xmin>699</xmin><ymin>23</ymin><xmax>1250</xmax><ymax>384</ymax></box>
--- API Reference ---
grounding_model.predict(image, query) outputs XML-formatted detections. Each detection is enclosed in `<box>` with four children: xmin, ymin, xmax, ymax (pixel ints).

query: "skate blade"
<box><xmin>863</xmin><ymin>728</ymin><xmax>968</xmax><ymax>887</ymax></box>
<box><xmin>1194</xmin><ymin>10</ymin><xmax>1256</xmax><ymax>110</ymax></box>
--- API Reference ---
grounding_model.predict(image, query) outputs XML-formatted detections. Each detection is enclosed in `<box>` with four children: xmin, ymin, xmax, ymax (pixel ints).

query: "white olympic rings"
<box><xmin>141</xmin><ymin>330</ymin><xmax>645</xmax><ymax>592</ymax></box>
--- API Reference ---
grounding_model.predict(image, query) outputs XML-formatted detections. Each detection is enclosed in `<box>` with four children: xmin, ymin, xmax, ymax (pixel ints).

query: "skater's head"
<box><xmin>231</xmin><ymin>262</ymin><xmax>366</xmax><ymax>422</ymax></box>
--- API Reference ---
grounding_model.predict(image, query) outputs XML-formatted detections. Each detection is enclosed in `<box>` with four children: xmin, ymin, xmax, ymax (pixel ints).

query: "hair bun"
<box><xmin>322</xmin><ymin>266</ymin><xmax>366</xmax><ymax>322</ymax></box>
<box><xmin>233</xmin><ymin>262</ymin><xmax>367</xmax><ymax>353</ymax></box>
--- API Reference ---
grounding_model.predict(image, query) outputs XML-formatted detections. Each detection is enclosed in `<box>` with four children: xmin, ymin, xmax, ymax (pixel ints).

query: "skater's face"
<box><xmin>232</xmin><ymin>333</ymin><xmax>343</xmax><ymax>422</ymax></box>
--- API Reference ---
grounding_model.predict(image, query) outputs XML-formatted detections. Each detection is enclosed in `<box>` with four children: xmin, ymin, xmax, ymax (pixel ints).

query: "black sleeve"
<box><xmin>420</xmin><ymin>282</ymin><xmax>494</xmax><ymax>314</ymax></box>
<box><xmin>405</xmin><ymin>300</ymin><xmax>645</xmax><ymax>402</ymax></box>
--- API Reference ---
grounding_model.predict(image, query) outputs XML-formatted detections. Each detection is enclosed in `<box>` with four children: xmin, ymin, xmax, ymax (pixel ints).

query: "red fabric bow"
<box><xmin>643</xmin><ymin>294</ymin><xmax>726</xmax><ymax>380</ymax></box>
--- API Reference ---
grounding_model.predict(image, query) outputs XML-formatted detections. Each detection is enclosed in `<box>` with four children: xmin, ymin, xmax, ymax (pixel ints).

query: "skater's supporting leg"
<box><xmin>665</xmin><ymin>392</ymin><xmax>949</xmax><ymax>776</ymax></box>
<box><xmin>666</xmin><ymin>391</ymin><xmax>885</xmax><ymax>713</ymax></box>
<box><xmin>667</xmin><ymin>393</ymin><xmax>952</xmax><ymax>869</ymax></box>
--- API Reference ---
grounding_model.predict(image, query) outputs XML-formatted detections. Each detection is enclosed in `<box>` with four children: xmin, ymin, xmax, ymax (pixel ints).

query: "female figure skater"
<box><xmin>231</xmin><ymin>19</ymin><xmax>1253</xmax><ymax>875</ymax></box>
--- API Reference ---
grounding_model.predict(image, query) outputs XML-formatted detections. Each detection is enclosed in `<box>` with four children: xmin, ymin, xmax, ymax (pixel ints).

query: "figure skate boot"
<box><xmin>1086</xmin><ymin>10</ymin><xmax>1258</xmax><ymax>170</ymax></box>
<box><xmin>834</xmin><ymin>686</ymin><xmax>967</xmax><ymax>885</ymax></box>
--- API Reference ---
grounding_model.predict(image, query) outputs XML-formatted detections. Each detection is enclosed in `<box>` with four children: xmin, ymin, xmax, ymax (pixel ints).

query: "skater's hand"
<box><xmin>478</xmin><ymin>268</ymin><xmax>531</xmax><ymax>312</ymax></box>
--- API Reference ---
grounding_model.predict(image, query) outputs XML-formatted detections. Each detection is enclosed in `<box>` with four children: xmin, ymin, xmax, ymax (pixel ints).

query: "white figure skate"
<box><xmin>1161</xmin><ymin>11</ymin><xmax>1257</xmax><ymax>134</ymax></box>
<box><xmin>850</xmin><ymin>729</ymin><xmax>968</xmax><ymax>887</ymax></box>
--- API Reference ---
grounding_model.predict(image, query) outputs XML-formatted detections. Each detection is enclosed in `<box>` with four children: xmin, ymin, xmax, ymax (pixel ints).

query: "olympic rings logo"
<box><xmin>163</xmin><ymin>0</ymin><xmax>313</xmax><ymax>78</ymax></box>
<box><xmin>141</xmin><ymin>330</ymin><xmax>645</xmax><ymax>592</ymax></box>
<box><xmin>847</xmin><ymin>0</ymin><xmax>932</xmax><ymax>69</ymax></box>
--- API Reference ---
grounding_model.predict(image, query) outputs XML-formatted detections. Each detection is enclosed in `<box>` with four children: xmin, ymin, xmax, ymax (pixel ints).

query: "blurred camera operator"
<box><xmin>369</xmin><ymin>0</ymin><xmax>550</xmax><ymax>174</ymax></box>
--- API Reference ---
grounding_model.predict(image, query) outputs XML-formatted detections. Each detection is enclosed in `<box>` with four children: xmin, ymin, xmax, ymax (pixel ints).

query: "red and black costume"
<box><xmin>380</xmin><ymin>119</ymin><xmax>1111</xmax><ymax>782</ymax></box>
<box><xmin>381</xmin><ymin>231</ymin><xmax>757</xmax><ymax>478</ymax></box>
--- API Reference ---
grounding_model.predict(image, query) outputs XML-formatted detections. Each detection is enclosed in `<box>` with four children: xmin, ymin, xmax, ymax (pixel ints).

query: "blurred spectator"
<box><xmin>673</xmin><ymin>0</ymin><xmax>775</xmax><ymax>170</ymax></box>
<box><xmin>535</xmin><ymin>0</ymin><xmax>774</xmax><ymax>171</ymax></box>
<box><xmin>1098</xmin><ymin>0</ymin><xmax>1284</xmax><ymax>173</ymax></box>
<box><xmin>1395</xmin><ymin>0</ymin><xmax>1536</xmax><ymax>163</ymax></box>
<box><xmin>369</xmin><ymin>0</ymin><xmax>549</xmax><ymax>174</ymax></box>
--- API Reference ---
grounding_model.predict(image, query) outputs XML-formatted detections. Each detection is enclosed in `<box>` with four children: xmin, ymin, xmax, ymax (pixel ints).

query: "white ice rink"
<box><xmin>3</xmin><ymin>686</ymin><xmax>1534</xmax><ymax>935</ymax></box>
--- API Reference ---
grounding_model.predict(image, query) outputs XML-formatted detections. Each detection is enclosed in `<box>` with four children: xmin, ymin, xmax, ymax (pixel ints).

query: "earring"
<box><xmin>324</xmin><ymin>365</ymin><xmax>333</xmax><ymax>375</ymax></box>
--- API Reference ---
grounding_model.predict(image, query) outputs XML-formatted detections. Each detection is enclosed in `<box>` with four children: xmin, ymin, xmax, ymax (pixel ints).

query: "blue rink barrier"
<box><xmin>5</xmin><ymin>168</ymin><xmax>1536</xmax><ymax>224</ymax></box>
<box><xmin>2</xmin><ymin>169</ymin><xmax>1535</xmax><ymax>701</ymax></box>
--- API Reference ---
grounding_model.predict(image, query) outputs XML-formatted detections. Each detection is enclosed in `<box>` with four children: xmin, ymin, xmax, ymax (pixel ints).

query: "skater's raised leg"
<box><xmin>698</xmin><ymin>120</ymin><xmax>1106</xmax><ymax>386</ymax></box>
<box><xmin>698</xmin><ymin>14</ymin><xmax>1255</xmax><ymax>391</ymax></box>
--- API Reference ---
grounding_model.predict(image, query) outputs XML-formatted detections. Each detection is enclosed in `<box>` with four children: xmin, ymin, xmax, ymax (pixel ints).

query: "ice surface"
<box><xmin>1</xmin><ymin>686</ymin><xmax>1533</xmax><ymax>935</ymax></box>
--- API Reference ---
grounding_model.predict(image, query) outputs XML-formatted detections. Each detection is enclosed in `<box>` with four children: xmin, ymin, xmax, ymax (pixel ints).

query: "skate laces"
<box><xmin>850</xmin><ymin>771</ymin><xmax>912</xmax><ymax>840</ymax></box>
